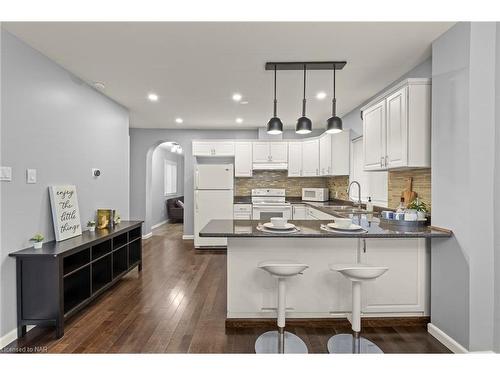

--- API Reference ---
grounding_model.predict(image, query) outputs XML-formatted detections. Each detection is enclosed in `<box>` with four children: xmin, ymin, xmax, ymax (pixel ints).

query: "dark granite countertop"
<box><xmin>199</xmin><ymin>218</ymin><xmax>452</xmax><ymax>239</ymax></box>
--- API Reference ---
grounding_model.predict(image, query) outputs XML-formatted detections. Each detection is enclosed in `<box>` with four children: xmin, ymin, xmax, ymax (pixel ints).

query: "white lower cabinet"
<box><xmin>306</xmin><ymin>206</ymin><xmax>335</xmax><ymax>220</ymax></box>
<box><xmin>233</xmin><ymin>204</ymin><xmax>252</xmax><ymax>220</ymax></box>
<box><xmin>291</xmin><ymin>204</ymin><xmax>307</xmax><ymax>219</ymax></box>
<box><xmin>361</xmin><ymin>238</ymin><xmax>428</xmax><ymax>314</ymax></box>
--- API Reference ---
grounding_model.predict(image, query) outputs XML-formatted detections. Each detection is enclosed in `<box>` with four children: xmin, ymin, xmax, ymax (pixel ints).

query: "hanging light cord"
<box><xmin>302</xmin><ymin>64</ymin><xmax>307</xmax><ymax>116</ymax></box>
<box><xmin>332</xmin><ymin>67</ymin><xmax>337</xmax><ymax>116</ymax></box>
<box><xmin>273</xmin><ymin>65</ymin><xmax>278</xmax><ymax>117</ymax></box>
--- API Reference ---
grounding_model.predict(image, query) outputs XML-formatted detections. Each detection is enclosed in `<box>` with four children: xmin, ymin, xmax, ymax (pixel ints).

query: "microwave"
<box><xmin>302</xmin><ymin>188</ymin><xmax>329</xmax><ymax>202</ymax></box>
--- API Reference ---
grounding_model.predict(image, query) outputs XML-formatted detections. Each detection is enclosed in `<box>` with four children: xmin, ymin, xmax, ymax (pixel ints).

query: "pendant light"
<box><xmin>326</xmin><ymin>67</ymin><xmax>343</xmax><ymax>134</ymax></box>
<box><xmin>267</xmin><ymin>65</ymin><xmax>283</xmax><ymax>134</ymax></box>
<box><xmin>296</xmin><ymin>64</ymin><xmax>312</xmax><ymax>134</ymax></box>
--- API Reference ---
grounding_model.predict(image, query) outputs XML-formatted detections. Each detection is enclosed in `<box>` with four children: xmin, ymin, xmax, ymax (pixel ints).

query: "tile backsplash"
<box><xmin>235</xmin><ymin>171</ymin><xmax>327</xmax><ymax>197</ymax></box>
<box><xmin>388</xmin><ymin>168</ymin><xmax>431</xmax><ymax>211</ymax></box>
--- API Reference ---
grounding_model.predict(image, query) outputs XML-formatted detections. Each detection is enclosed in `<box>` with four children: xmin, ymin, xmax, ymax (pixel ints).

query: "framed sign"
<box><xmin>49</xmin><ymin>185</ymin><xmax>82</xmax><ymax>241</ymax></box>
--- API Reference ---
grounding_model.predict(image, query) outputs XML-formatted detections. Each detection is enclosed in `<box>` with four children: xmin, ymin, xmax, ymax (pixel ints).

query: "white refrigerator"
<box><xmin>194</xmin><ymin>164</ymin><xmax>234</xmax><ymax>248</ymax></box>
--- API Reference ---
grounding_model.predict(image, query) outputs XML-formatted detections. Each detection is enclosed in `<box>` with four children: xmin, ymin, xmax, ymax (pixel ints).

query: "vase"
<box><xmin>88</xmin><ymin>226</ymin><xmax>95</xmax><ymax>232</ymax></box>
<box><xmin>33</xmin><ymin>242</ymin><xmax>42</xmax><ymax>249</ymax></box>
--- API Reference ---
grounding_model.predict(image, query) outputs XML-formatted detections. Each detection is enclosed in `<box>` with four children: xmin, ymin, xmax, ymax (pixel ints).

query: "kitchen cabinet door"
<box><xmin>292</xmin><ymin>205</ymin><xmax>307</xmax><ymax>219</ymax></box>
<box><xmin>192</xmin><ymin>141</ymin><xmax>213</xmax><ymax>156</ymax></box>
<box><xmin>212</xmin><ymin>142</ymin><xmax>235</xmax><ymax>156</ymax></box>
<box><xmin>363</xmin><ymin>100</ymin><xmax>386</xmax><ymax>171</ymax></box>
<box><xmin>319</xmin><ymin>134</ymin><xmax>332</xmax><ymax>176</ymax></box>
<box><xmin>252</xmin><ymin>142</ymin><xmax>270</xmax><ymax>163</ymax></box>
<box><xmin>331</xmin><ymin>130</ymin><xmax>350</xmax><ymax>176</ymax></box>
<box><xmin>269</xmin><ymin>142</ymin><xmax>288</xmax><ymax>163</ymax></box>
<box><xmin>386</xmin><ymin>87</ymin><xmax>408</xmax><ymax>169</ymax></box>
<box><xmin>288</xmin><ymin>142</ymin><xmax>303</xmax><ymax>177</ymax></box>
<box><xmin>361</xmin><ymin>238</ymin><xmax>428</xmax><ymax>314</ymax></box>
<box><xmin>234</xmin><ymin>142</ymin><xmax>252</xmax><ymax>177</ymax></box>
<box><xmin>193</xmin><ymin>141</ymin><xmax>234</xmax><ymax>157</ymax></box>
<box><xmin>301</xmin><ymin>139</ymin><xmax>320</xmax><ymax>177</ymax></box>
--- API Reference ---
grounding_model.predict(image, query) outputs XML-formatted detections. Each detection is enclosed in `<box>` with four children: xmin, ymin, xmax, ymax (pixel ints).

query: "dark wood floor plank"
<box><xmin>3</xmin><ymin>223</ymin><xmax>451</xmax><ymax>354</ymax></box>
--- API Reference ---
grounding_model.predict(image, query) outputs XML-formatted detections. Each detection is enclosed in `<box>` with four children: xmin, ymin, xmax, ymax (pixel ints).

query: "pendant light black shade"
<box><xmin>267</xmin><ymin>65</ymin><xmax>283</xmax><ymax>135</ymax></box>
<box><xmin>296</xmin><ymin>65</ymin><xmax>312</xmax><ymax>134</ymax></box>
<box><xmin>326</xmin><ymin>67</ymin><xmax>343</xmax><ymax>134</ymax></box>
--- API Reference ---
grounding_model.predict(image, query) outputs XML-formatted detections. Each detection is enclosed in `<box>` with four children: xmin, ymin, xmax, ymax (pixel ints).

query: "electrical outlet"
<box><xmin>26</xmin><ymin>169</ymin><xmax>37</xmax><ymax>184</ymax></box>
<box><xmin>0</xmin><ymin>166</ymin><xmax>12</xmax><ymax>181</ymax></box>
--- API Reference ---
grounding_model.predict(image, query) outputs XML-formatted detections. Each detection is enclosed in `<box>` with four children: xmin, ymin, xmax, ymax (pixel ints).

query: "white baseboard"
<box><xmin>151</xmin><ymin>220</ymin><xmax>168</xmax><ymax>230</ymax></box>
<box><xmin>0</xmin><ymin>326</ymin><xmax>34</xmax><ymax>349</ymax></box>
<box><xmin>182</xmin><ymin>234</ymin><xmax>194</xmax><ymax>240</ymax></box>
<box><xmin>142</xmin><ymin>232</ymin><xmax>152</xmax><ymax>240</ymax></box>
<box><xmin>427</xmin><ymin>323</ymin><xmax>468</xmax><ymax>353</ymax></box>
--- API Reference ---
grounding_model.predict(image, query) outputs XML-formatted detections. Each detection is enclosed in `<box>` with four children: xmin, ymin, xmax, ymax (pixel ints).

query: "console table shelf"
<box><xmin>9</xmin><ymin>221</ymin><xmax>143</xmax><ymax>339</ymax></box>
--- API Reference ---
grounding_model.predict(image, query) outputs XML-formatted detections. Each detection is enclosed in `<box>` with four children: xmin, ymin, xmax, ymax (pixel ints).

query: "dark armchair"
<box><xmin>167</xmin><ymin>196</ymin><xmax>184</xmax><ymax>223</ymax></box>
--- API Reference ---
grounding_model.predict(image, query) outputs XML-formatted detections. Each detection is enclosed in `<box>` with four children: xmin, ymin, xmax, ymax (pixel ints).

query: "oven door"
<box><xmin>252</xmin><ymin>205</ymin><xmax>292</xmax><ymax>221</ymax></box>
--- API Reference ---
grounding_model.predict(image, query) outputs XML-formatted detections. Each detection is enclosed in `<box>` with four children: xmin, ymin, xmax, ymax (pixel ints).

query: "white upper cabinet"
<box><xmin>362</xmin><ymin>78</ymin><xmax>431</xmax><ymax>171</ymax></box>
<box><xmin>252</xmin><ymin>142</ymin><xmax>288</xmax><ymax>163</ymax></box>
<box><xmin>234</xmin><ymin>142</ymin><xmax>252</xmax><ymax>177</ymax></box>
<box><xmin>193</xmin><ymin>141</ymin><xmax>235</xmax><ymax>157</ymax></box>
<box><xmin>301</xmin><ymin>139</ymin><xmax>320</xmax><ymax>176</ymax></box>
<box><xmin>331</xmin><ymin>130</ymin><xmax>351</xmax><ymax>176</ymax></box>
<box><xmin>288</xmin><ymin>142</ymin><xmax>303</xmax><ymax>177</ymax></box>
<box><xmin>319</xmin><ymin>134</ymin><xmax>332</xmax><ymax>176</ymax></box>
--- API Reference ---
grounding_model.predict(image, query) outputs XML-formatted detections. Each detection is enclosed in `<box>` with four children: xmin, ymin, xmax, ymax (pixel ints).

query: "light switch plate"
<box><xmin>0</xmin><ymin>166</ymin><xmax>12</xmax><ymax>181</ymax></box>
<box><xmin>26</xmin><ymin>169</ymin><xmax>37</xmax><ymax>184</ymax></box>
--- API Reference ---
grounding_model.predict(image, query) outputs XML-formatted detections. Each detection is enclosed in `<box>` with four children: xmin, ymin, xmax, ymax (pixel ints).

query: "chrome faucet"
<box><xmin>347</xmin><ymin>180</ymin><xmax>362</xmax><ymax>209</ymax></box>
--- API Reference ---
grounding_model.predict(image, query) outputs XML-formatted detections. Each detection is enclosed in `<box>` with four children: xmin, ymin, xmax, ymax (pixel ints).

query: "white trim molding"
<box><xmin>182</xmin><ymin>234</ymin><xmax>194</xmax><ymax>240</ymax></box>
<box><xmin>427</xmin><ymin>323</ymin><xmax>468</xmax><ymax>353</ymax></box>
<box><xmin>151</xmin><ymin>220</ymin><xmax>168</xmax><ymax>230</ymax></box>
<box><xmin>142</xmin><ymin>232</ymin><xmax>152</xmax><ymax>240</ymax></box>
<box><xmin>1</xmin><ymin>326</ymin><xmax>34</xmax><ymax>350</ymax></box>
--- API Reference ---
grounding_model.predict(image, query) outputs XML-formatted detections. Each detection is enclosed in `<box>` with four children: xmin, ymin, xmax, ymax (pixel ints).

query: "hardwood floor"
<box><xmin>4</xmin><ymin>223</ymin><xmax>450</xmax><ymax>353</ymax></box>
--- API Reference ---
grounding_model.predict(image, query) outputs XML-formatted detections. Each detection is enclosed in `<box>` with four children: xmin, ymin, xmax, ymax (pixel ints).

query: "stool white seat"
<box><xmin>328</xmin><ymin>263</ymin><xmax>388</xmax><ymax>354</ymax></box>
<box><xmin>255</xmin><ymin>260</ymin><xmax>309</xmax><ymax>354</ymax></box>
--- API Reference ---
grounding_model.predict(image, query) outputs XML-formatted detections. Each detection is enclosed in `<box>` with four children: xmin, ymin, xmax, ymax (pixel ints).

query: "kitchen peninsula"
<box><xmin>200</xmin><ymin>214</ymin><xmax>451</xmax><ymax>322</ymax></box>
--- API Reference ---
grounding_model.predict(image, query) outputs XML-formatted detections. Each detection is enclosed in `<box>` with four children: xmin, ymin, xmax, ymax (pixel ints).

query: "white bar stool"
<box><xmin>327</xmin><ymin>263</ymin><xmax>388</xmax><ymax>354</ymax></box>
<box><xmin>255</xmin><ymin>260</ymin><xmax>309</xmax><ymax>354</ymax></box>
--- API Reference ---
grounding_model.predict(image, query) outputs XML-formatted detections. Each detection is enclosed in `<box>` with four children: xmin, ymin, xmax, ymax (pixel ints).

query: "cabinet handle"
<box><xmin>316</xmin><ymin>168</ymin><xmax>319</xmax><ymax>175</ymax></box>
<box><xmin>380</xmin><ymin>157</ymin><xmax>383</xmax><ymax>168</ymax></box>
<box><xmin>385</xmin><ymin>155</ymin><xmax>388</xmax><ymax>167</ymax></box>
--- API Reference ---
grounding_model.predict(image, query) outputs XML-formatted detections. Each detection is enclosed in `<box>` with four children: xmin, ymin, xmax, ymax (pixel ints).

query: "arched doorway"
<box><xmin>144</xmin><ymin>141</ymin><xmax>184</xmax><ymax>237</ymax></box>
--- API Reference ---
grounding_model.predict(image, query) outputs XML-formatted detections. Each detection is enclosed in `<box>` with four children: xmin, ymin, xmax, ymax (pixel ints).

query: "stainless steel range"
<box><xmin>251</xmin><ymin>188</ymin><xmax>292</xmax><ymax>221</ymax></box>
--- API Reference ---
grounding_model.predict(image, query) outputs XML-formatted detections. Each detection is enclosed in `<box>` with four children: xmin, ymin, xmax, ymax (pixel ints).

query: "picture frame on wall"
<box><xmin>48</xmin><ymin>185</ymin><xmax>82</xmax><ymax>241</ymax></box>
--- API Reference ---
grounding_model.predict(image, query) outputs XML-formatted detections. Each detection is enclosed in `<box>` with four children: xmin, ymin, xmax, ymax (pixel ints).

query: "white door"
<box><xmin>361</xmin><ymin>238</ymin><xmax>428</xmax><ymax>314</ymax></box>
<box><xmin>363</xmin><ymin>100</ymin><xmax>386</xmax><ymax>171</ymax></box>
<box><xmin>195</xmin><ymin>164</ymin><xmax>234</xmax><ymax>190</ymax></box>
<box><xmin>269</xmin><ymin>142</ymin><xmax>288</xmax><ymax>163</ymax></box>
<box><xmin>288</xmin><ymin>142</ymin><xmax>303</xmax><ymax>177</ymax></box>
<box><xmin>234</xmin><ymin>142</ymin><xmax>252</xmax><ymax>177</ymax></box>
<box><xmin>319</xmin><ymin>134</ymin><xmax>332</xmax><ymax>176</ymax></box>
<box><xmin>212</xmin><ymin>142</ymin><xmax>235</xmax><ymax>156</ymax></box>
<box><xmin>301</xmin><ymin>139</ymin><xmax>320</xmax><ymax>176</ymax></box>
<box><xmin>194</xmin><ymin>190</ymin><xmax>234</xmax><ymax>247</ymax></box>
<box><xmin>252</xmin><ymin>142</ymin><xmax>270</xmax><ymax>163</ymax></box>
<box><xmin>386</xmin><ymin>87</ymin><xmax>408</xmax><ymax>168</ymax></box>
<box><xmin>331</xmin><ymin>131</ymin><xmax>350</xmax><ymax>176</ymax></box>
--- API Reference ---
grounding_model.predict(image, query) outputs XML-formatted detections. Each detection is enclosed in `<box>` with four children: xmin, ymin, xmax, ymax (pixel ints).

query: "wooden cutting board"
<box><xmin>402</xmin><ymin>177</ymin><xmax>417</xmax><ymax>206</ymax></box>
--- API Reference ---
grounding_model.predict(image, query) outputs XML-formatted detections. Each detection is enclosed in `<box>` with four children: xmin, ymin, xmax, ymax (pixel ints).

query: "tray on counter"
<box><xmin>379</xmin><ymin>217</ymin><xmax>430</xmax><ymax>230</ymax></box>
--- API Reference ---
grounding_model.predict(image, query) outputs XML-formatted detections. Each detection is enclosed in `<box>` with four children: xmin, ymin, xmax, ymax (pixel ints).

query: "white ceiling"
<box><xmin>3</xmin><ymin>22</ymin><xmax>453</xmax><ymax>130</ymax></box>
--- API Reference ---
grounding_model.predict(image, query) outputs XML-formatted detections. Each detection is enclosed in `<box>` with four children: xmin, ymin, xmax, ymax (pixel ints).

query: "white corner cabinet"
<box><xmin>288</xmin><ymin>131</ymin><xmax>351</xmax><ymax>178</ymax></box>
<box><xmin>362</xmin><ymin>78</ymin><xmax>431</xmax><ymax>171</ymax></box>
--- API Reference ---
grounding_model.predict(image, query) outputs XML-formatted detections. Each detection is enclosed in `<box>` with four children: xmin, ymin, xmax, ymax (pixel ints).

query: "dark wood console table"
<box><xmin>9</xmin><ymin>221</ymin><xmax>143</xmax><ymax>339</ymax></box>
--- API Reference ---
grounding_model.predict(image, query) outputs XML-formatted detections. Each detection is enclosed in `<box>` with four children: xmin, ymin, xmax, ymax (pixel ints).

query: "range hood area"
<box><xmin>252</xmin><ymin>162</ymin><xmax>288</xmax><ymax>170</ymax></box>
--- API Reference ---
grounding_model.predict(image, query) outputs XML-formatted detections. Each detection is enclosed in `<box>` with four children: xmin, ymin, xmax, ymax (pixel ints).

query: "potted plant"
<box><xmin>30</xmin><ymin>233</ymin><xmax>44</xmax><ymax>249</ymax></box>
<box><xmin>87</xmin><ymin>220</ymin><xmax>96</xmax><ymax>232</ymax></box>
<box><xmin>407</xmin><ymin>198</ymin><xmax>428</xmax><ymax>220</ymax></box>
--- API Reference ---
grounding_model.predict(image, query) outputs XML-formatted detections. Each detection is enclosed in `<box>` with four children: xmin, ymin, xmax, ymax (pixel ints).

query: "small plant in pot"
<box><xmin>87</xmin><ymin>220</ymin><xmax>96</xmax><ymax>232</ymax></box>
<box><xmin>30</xmin><ymin>233</ymin><xmax>44</xmax><ymax>249</ymax></box>
<box><xmin>407</xmin><ymin>198</ymin><xmax>428</xmax><ymax>221</ymax></box>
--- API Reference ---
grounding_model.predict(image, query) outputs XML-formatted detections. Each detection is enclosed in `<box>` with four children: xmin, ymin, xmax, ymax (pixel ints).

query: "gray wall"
<box><xmin>431</xmin><ymin>22</ymin><xmax>497</xmax><ymax>351</ymax></box>
<box><xmin>340</xmin><ymin>58</ymin><xmax>432</xmax><ymax>137</ymax></box>
<box><xmin>151</xmin><ymin>145</ymin><xmax>184</xmax><ymax>227</ymax></box>
<box><xmin>495</xmin><ymin>22</ymin><xmax>500</xmax><ymax>354</ymax></box>
<box><xmin>0</xmin><ymin>31</ymin><xmax>130</xmax><ymax>338</ymax></box>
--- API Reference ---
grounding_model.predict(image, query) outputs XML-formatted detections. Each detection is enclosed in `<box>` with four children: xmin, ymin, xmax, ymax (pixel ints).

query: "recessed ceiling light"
<box><xmin>147</xmin><ymin>93</ymin><xmax>159</xmax><ymax>102</ymax></box>
<box><xmin>175</xmin><ymin>118</ymin><xmax>183</xmax><ymax>124</ymax></box>
<box><xmin>236</xmin><ymin>118</ymin><xmax>243</xmax><ymax>124</ymax></box>
<box><xmin>93</xmin><ymin>82</ymin><xmax>105</xmax><ymax>90</ymax></box>
<box><xmin>232</xmin><ymin>93</ymin><xmax>242</xmax><ymax>102</ymax></box>
<box><xmin>316</xmin><ymin>91</ymin><xmax>327</xmax><ymax>100</ymax></box>
<box><xmin>240</xmin><ymin>101</ymin><xmax>249</xmax><ymax>105</ymax></box>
